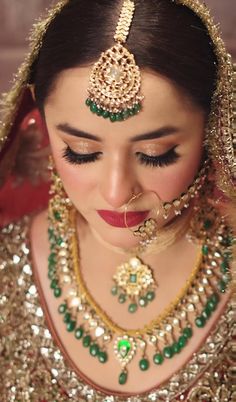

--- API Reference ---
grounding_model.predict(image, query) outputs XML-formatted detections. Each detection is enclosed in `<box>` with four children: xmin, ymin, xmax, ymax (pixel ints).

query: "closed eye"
<box><xmin>136</xmin><ymin>146</ymin><xmax>180</xmax><ymax>167</ymax></box>
<box><xmin>62</xmin><ymin>146</ymin><xmax>102</xmax><ymax>164</ymax></box>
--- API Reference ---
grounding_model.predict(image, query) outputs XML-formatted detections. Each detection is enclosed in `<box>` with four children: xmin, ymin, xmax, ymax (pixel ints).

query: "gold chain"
<box><xmin>71</xmin><ymin>207</ymin><xmax>203</xmax><ymax>336</ymax></box>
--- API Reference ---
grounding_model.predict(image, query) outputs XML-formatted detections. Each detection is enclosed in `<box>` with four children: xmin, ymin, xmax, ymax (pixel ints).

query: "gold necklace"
<box><xmin>48</xmin><ymin>197</ymin><xmax>233</xmax><ymax>385</ymax></box>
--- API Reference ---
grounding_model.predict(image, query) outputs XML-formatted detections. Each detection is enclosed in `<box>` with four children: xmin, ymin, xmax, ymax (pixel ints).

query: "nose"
<box><xmin>99</xmin><ymin>156</ymin><xmax>141</xmax><ymax>209</ymax></box>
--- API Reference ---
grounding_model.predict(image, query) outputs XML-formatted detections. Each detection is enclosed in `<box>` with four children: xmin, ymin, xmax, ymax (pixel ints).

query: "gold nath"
<box><xmin>85</xmin><ymin>0</ymin><xmax>144</xmax><ymax>122</ymax></box>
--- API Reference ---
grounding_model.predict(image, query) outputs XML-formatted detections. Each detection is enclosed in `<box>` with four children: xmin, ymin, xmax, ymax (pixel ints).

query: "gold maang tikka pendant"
<box><xmin>86</xmin><ymin>0</ymin><xmax>144</xmax><ymax>122</ymax></box>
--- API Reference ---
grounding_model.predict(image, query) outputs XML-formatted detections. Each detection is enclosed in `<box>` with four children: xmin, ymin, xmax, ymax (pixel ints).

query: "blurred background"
<box><xmin>0</xmin><ymin>0</ymin><xmax>235</xmax><ymax>94</ymax></box>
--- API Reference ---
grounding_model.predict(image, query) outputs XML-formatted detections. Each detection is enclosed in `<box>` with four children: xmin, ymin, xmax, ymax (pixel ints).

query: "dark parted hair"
<box><xmin>30</xmin><ymin>0</ymin><xmax>218</xmax><ymax>114</ymax></box>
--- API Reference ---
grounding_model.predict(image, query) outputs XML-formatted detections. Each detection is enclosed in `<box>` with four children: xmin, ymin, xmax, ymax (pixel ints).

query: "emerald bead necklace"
<box><xmin>48</xmin><ymin>194</ymin><xmax>233</xmax><ymax>385</ymax></box>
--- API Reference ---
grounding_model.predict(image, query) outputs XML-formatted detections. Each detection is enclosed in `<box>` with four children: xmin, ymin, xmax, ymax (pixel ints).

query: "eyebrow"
<box><xmin>56</xmin><ymin>123</ymin><xmax>179</xmax><ymax>142</ymax></box>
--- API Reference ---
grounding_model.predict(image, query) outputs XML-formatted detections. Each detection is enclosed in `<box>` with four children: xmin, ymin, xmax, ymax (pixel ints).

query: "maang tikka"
<box><xmin>85</xmin><ymin>0</ymin><xmax>143</xmax><ymax>122</ymax></box>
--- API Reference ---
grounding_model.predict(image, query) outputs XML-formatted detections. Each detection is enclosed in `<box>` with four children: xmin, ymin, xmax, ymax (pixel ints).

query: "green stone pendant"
<box><xmin>114</xmin><ymin>335</ymin><xmax>137</xmax><ymax>367</ymax></box>
<box><xmin>112</xmin><ymin>256</ymin><xmax>156</xmax><ymax>313</ymax></box>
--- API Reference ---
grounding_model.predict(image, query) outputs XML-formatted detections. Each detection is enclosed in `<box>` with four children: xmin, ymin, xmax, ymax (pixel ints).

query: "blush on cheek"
<box><xmin>147</xmin><ymin>159</ymin><xmax>202</xmax><ymax>203</ymax></box>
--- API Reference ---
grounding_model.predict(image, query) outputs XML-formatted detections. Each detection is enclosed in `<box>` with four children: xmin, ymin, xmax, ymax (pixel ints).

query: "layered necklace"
<box><xmin>47</xmin><ymin>183</ymin><xmax>233</xmax><ymax>386</ymax></box>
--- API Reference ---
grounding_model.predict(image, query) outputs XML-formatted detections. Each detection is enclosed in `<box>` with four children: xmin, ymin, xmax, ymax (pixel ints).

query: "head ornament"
<box><xmin>0</xmin><ymin>0</ymin><xmax>235</xmax><ymax>198</ymax></box>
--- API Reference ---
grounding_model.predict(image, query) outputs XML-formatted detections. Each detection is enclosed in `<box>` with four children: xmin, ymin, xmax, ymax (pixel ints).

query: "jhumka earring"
<box><xmin>85</xmin><ymin>0</ymin><xmax>143</xmax><ymax>122</ymax></box>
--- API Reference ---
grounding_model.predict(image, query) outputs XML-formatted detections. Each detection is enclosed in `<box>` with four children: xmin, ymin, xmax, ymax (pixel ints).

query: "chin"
<box><xmin>93</xmin><ymin>225</ymin><xmax>141</xmax><ymax>250</ymax></box>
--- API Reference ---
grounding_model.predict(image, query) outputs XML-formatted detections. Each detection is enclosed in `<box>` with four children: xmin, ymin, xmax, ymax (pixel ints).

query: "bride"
<box><xmin>0</xmin><ymin>0</ymin><xmax>235</xmax><ymax>400</ymax></box>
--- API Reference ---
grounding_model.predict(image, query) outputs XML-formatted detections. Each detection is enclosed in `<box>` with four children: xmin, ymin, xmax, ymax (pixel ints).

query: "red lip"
<box><xmin>97</xmin><ymin>210</ymin><xmax>149</xmax><ymax>228</ymax></box>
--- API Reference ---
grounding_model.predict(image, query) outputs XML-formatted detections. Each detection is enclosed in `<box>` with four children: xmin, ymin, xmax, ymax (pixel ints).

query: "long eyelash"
<box><xmin>136</xmin><ymin>146</ymin><xmax>180</xmax><ymax>167</ymax></box>
<box><xmin>62</xmin><ymin>146</ymin><xmax>102</xmax><ymax>165</ymax></box>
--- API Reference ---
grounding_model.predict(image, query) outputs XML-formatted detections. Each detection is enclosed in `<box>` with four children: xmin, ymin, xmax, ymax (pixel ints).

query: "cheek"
<box><xmin>145</xmin><ymin>149</ymin><xmax>203</xmax><ymax>202</ymax></box>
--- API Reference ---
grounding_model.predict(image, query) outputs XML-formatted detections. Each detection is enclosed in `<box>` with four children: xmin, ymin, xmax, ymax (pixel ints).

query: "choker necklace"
<box><xmin>48</xmin><ymin>192</ymin><xmax>233</xmax><ymax>385</ymax></box>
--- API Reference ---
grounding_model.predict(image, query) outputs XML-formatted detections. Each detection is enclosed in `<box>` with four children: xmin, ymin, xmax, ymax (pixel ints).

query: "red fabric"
<box><xmin>0</xmin><ymin>176</ymin><xmax>50</xmax><ymax>227</ymax></box>
<box><xmin>0</xmin><ymin>106</ymin><xmax>50</xmax><ymax>227</ymax></box>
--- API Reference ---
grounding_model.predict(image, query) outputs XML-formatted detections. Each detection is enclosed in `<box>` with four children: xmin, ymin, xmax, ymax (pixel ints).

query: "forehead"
<box><xmin>45</xmin><ymin>66</ymin><xmax>201</xmax><ymax>138</ymax></box>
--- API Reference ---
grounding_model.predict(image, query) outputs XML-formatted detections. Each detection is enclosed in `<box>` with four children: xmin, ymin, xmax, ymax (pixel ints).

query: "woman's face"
<box><xmin>44</xmin><ymin>67</ymin><xmax>206</xmax><ymax>248</ymax></box>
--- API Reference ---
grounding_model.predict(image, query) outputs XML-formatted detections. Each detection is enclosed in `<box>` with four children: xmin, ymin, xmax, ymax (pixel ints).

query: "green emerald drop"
<box><xmin>50</xmin><ymin>279</ymin><xmax>58</xmax><ymax>289</ymax></box>
<box><xmin>128</xmin><ymin>303</ymin><xmax>138</xmax><ymax>314</ymax></box>
<box><xmin>96</xmin><ymin>108</ymin><xmax>103</xmax><ymax>116</ymax></box>
<box><xmin>220</xmin><ymin>260</ymin><xmax>229</xmax><ymax>273</ymax></box>
<box><xmin>64</xmin><ymin>312</ymin><xmax>71</xmax><ymax>324</ymax></box>
<box><xmin>48</xmin><ymin>269</ymin><xmax>55</xmax><ymax>280</ymax></box>
<box><xmin>153</xmin><ymin>353</ymin><xmax>164</xmax><ymax>365</ymax></box>
<box><xmin>163</xmin><ymin>346</ymin><xmax>174</xmax><ymax>359</ymax></box>
<box><xmin>118</xmin><ymin>294</ymin><xmax>126</xmax><ymax>304</ymax></box>
<box><xmin>116</xmin><ymin>113</ymin><xmax>123</xmax><ymax>121</ymax></box>
<box><xmin>110</xmin><ymin>114</ymin><xmax>117</xmax><ymax>122</ymax></box>
<box><xmin>118</xmin><ymin>339</ymin><xmax>131</xmax><ymax>358</ymax></box>
<box><xmin>111</xmin><ymin>286</ymin><xmax>118</xmax><ymax>296</ymax></box>
<box><xmin>202</xmin><ymin>307</ymin><xmax>211</xmax><ymax>320</ymax></box>
<box><xmin>85</xmin><ymin>98</ymin><xmax>92</xmax><ymax>106</ymax></box>
<box><xmin>48</xmin><ymin>253</ymin><xmax>56</xmax><ymax>265</ymax></box>
<box><xmin>173</xmin><ymin>342</ymin><xmax>181</xmax><ymax>354</ymax></box>
<box><xmin>119</xmin><ymin>371</ymin><xmax>128</xmax><ymax>385</ymax></box>
<box><xmin>218</xmin><ymin>279</ymin><xmax>227</xmax><ymax>293</ymax></box>
<box><xmin>67</xmin><ymin>320</ymin><xmax>76</xmax><ymax>332</ymax></box>
<box><xmin>90</xmin><ymin>344</ymin><xmax>99</xmax><ymax>357</ymax></box>
<box><xmin>98</xmin><ymin>351</ymin><xmax>108</xmax><ymax>363</ymax></box>
<box><xmin>54</xmin><ymin>287</ymin><xmax>62</xmax><ymax>298</ymax></box>
<box><xmin>129</xmin><ymin>108</ymin><xmax>135</xmax><ymax>116</ymax></box>
<box><xmin>195</xmin><ymin>315</ymin><xmax>206</xmax><ymax>328</ymax></box>
<box><xmin>102</xmin><ymin>110</ymin><xmax>110</xmax><ymax>118</ymax></box>
<box><xmin>133</xmin><ymin>103</ymin><xmax>141</xmax><ymax>114</ymax></box>
<box><xmin>83</xmin><ymin>335</ymin><xmax>91</xmax><ymax>347</ymax></box>
<box><xmin>58</xmin><ymin>303</ymin><xmax>67</xmax><ymax>314</ymax></box>
<box><xmin>75</xmin><ymin>327</ymin><xmax>84</xmax><ymax>340</ymax></box>
<box><xmin>183</xmin><ymin>327</ymin><xmax>193</xmax><ymax>339</ymax></box>
<box><xmin>53</xmin><ymin>211</ymin><xmax>61</xmax><ymax>221</ymax></box>
<box><xmin>56</xmin><ymin>237</ymin><xmax>63</xmax><ymax>246</ymax></box>
<box><xmin>139</xmin><ymin>358</ymin><xmax>149</xmax><ymax>371</ymax></box>
<box><xmin>48</xmin><ymin>228</ymin><xmax>55</xmax><ymax>240</ymax></box>
<box><xmin>206</xmin><ymin>299</ymin><xmax>217</xmax><ymax>312</ymax></box>
<box><xmin>202</xmin><ymin>245</ymin><xmax>209</xmax><ymax>256</ymax></box>
<box><xmin>122</xmin><ymin>110</ymin><xmax>130</xmax><ymax>120</ymax></box>
<box><xmin>90</xmin><ymin>103</ymin><xmax>97</xmax><ymax>113</ymax></box>
<box><xmin>146</xmin><ymin>291</ymin><xmax>155</xmax><ymax>301</ymax></box>
<box><xmin>178</xmin><ymin>335</ymin><xmax>187</xmax><ymax>349</ymax></box>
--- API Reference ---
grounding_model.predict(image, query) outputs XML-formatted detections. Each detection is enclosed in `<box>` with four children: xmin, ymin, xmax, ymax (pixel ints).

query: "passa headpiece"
<box><xmin>85</xmin><ymin>0</ymin><xmax>144</xmax><ymax>122</ymax></box>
